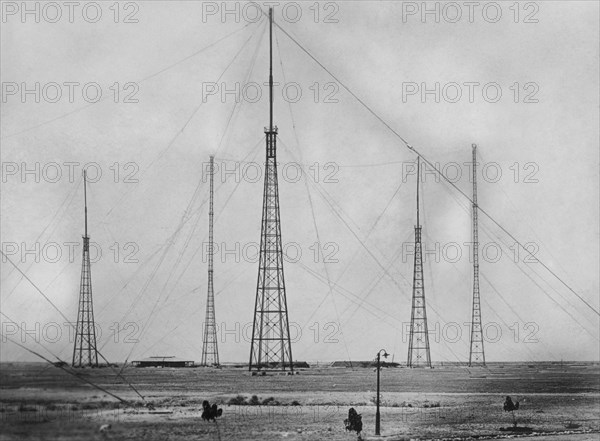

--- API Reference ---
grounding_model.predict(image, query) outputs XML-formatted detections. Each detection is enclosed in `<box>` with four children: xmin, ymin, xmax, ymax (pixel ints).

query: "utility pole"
<box><xmin>375</xmin><ymin>349</ymin><xmax>389</xmax><ymax>435</ymax></box>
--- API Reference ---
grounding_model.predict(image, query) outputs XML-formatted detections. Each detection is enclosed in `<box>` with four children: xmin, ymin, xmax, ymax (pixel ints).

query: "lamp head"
<box><xmin>378</xmin><ymin>349</ymin><xmax>389</xmax><ymax>359</ymax></box>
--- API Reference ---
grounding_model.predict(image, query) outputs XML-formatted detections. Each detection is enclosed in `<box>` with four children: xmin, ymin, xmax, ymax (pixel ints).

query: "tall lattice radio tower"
<box><xmin>249</xmin><ymin>8</ymin><xmax>294</xmax><ymax>373</ymax></box>
<box><xmin>407</xmin><ymin>157</ymin><xmax>432</xmax><ymax>368</ymax></box>
<box><xmin>201</xmin><ymin>155</ymin><xmax>220</xmax><ymax>367</ymax></box>
<box><xmin>469</xmin><ymin>144</ymin><xmax>486</xmax><ymax>366</ymax></box>
<box><xmin>72</xmin><ymin>170</ymin><xmax>99</xmax><ymax>368</ymax></box>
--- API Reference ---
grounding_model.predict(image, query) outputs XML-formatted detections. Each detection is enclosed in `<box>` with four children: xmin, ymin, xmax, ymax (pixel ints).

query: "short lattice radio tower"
<box><xmin>72</xmin><ymin>170</ymin><xmax>99</xmax><ymax>368</ymax></box>
<box><xmin>469</xmin><ymin>144</ymin><xmax>486</xmax><ymax>366</ymax></box>
<box><xmin>201</xmin><ymin>155</ymin><xmax>220</xmax><ymax>367</ymax></box>
<box><xmin>249</xmin><ymin>8</ymin><xmax>294</xmax><ymax>373</ymax></box>
<box><xmin>407</xmin><ymin>157</ymin><xmax>432</xmax><ymax>368</ymax></box>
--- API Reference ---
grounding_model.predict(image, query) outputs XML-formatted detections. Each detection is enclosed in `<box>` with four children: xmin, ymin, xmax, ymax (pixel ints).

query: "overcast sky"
<box><xmin>1</xmin><ymin>1</ymin><xmax>598</xmax><ymax>364</ymax></box>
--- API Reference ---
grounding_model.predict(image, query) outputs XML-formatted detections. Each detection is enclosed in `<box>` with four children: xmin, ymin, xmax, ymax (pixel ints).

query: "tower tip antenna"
<box><xmin>416</xmin><ymin>156</ymin><xmax>420</xmax><ymax>227</ymax></box>
<box><xmin>269</xmin><ymin>6</ymin><xmax>274</xmax><ymax>132</ymax></box>
<box><xmin>83</xmin><ymin>169</ymin><xmax>88</xmax><ymax>238</ymax></box>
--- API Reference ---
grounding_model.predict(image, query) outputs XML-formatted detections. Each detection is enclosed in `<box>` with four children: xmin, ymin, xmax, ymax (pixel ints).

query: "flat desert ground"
<box><xmin>0</xmin><ymin>362</ymin><xmax>598</xmax><ymax>440</ymax></box>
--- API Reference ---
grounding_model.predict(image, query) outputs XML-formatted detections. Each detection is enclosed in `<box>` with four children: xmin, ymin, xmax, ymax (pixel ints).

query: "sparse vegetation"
<box><xmin>374</xmin><ymin>397</ymin><xmax>441</xmax><ymax>408</ymax></box>
<box><xmin>18</xmin><ymin>403</ymin><xmax>37</xmax><ymax>412</ymax></box>
<box><xmin>227</xmin><ymin>395</ymin><xmax>289</xmax><ymax>406</ymax></box>
<box><xmin>227</xmin><ymin>395</ymin><xmax>247</xmax><ymax>406</ymax></box>
<box><xmin>422</xmin><ymin>401</ymin><xmax>441</xmax><ymax>408</ymax></box>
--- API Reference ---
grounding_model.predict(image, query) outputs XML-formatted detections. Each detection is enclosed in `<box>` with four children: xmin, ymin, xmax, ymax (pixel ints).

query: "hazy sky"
<box><xmin>1</xmin><ymin>1</ymin><xmax>598</xmax><ymax>364</ymax></box>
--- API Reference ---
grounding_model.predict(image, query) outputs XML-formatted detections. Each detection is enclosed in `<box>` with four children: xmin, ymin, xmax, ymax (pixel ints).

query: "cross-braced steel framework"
<box><xmin>469</xmin><ymin>144</ymin><xmax>486</xmax><ymax>366</ymax></box>
<box><xmin>407</xmin><ymin>157</ymin><xmax>432</xmax><ymax>368</ymax></box>
<box><xmin>249</xmin><ymin>8</ymin><xmax>293</xmax><ymax>372</ymax></box>
<box><xmin>201</xmin><ymin>155</ymin><xmax>220</xmax><ymax>367</ymax></box>
<box><xmin>72</xmin><ymin>170</ymin><xmax>99</xmax><ymax>367</ymax></box>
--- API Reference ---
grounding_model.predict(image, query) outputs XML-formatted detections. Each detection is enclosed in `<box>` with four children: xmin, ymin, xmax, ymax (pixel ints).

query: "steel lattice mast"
<box><xmin>469</xmin><ymin>144</ymin><xmax>486</xmax><ymax>366</ymax></box>
<box><xmin>249</xmin><ymin>7</ymin><xmax>293</xmax><ymax>373</ymax></box>
<box><xmin>72</xmin><ymin>170</ymin><xmax>99</xmax><ymax>368</ymax></box>
<box><xmin>407</xmin><ymin>157</ymin><xmax>432</xmax><ymax>368</ymax></box>
<box><xmin>201</xmin><ymin>155</ymin><xmax>220</xmax><ymax>367</ymax></box>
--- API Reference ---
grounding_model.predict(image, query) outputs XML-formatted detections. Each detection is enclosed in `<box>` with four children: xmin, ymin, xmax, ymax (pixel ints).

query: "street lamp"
<box><xmin>375</xmin><ymin>349</ymin><xmax>389</xmax><ymax>436</ymax></box>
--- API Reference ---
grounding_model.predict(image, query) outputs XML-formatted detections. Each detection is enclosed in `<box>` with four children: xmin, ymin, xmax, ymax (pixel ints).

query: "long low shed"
<box><xmin>132</xmin><ymin>356</ymin><xmax>194</xmax><ymax>368</ymax></box>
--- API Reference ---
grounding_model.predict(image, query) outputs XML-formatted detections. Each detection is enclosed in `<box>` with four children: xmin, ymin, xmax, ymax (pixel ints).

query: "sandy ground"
<box><xmin>0</xmin><ymin>362</ymin><xmax>598</xmax><ymax>440</ymax></box>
